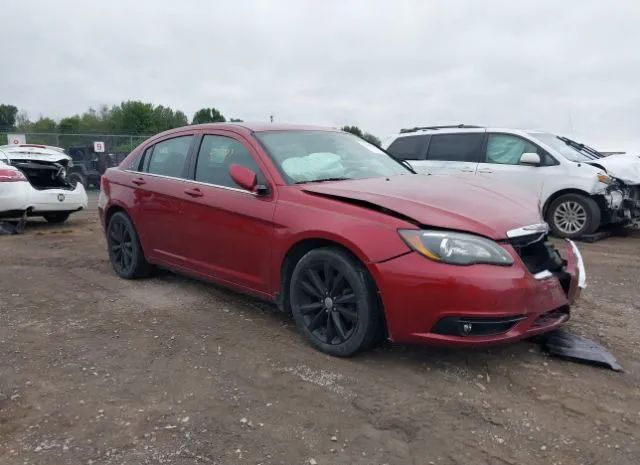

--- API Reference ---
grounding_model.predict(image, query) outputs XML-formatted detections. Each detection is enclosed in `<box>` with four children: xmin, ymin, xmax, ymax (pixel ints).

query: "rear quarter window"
<box><xmin>387</xmin><ymin>135</ymin><xmax>428</xmax><ymax>160</ymax></box>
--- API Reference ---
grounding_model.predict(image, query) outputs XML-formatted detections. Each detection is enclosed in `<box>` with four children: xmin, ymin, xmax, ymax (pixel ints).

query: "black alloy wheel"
<box><xmin>106</xmin><ymin>211</ymin><xmax>153</xmax><ymax>279</ymax></box>
<box><xmin>290</xmin><ymin>247</ymin><xmax>383</xmax><ymax>356</ymax></box>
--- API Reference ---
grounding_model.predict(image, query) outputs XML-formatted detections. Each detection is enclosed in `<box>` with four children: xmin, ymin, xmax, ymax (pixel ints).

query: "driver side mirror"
<box><xmin>229</xmin><ymin>164</ymin><xmax>268</xmax><ymax>195</ymax></box>
<box><xmin>520</xmin><ymin>152</ymin><xmax>541</xmax><ymax>166</ymax></box>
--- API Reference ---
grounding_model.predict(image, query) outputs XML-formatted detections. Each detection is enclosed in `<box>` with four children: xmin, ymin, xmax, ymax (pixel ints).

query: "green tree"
<box><xmin>153</xmin><ymin>105</ymin><xmax>188</xmax><ymax>132</ymax></box>
<box><xmin>341</xmin><ymin>125</ymin><xmax>364</xmax><ymax>138</ymax></box>
<box><xmin>341</xmin><ymin>125</ymin><xmax>381</xmax><ymax>147</ymax></box>
<box><xmin>192</xmin><ymin>107</ymin><xmax>226</xmax><ymax>124</ymax></box>
<box><xmin>109</xmin><ymin>101</ymin><xmax>156</xmax><ymax>134</ymax></box>
<box><xmin>58</xmin><ymin>116</ymin><xmax>82</xmax><ymax>133</ymax></box>
<box><xmin>31</xmin><ymin>117</ymin><xmax>58</xmax><ymax>132</ymax></box>
<box><xmin>0</xmin><ymin>104</ymin><xmax>18</xmax><ymax>128</ymax></box>
<box><xmin>362</xmin><ymin>132</ymin><xmax>382</xmax><ymax>147</ymax></box>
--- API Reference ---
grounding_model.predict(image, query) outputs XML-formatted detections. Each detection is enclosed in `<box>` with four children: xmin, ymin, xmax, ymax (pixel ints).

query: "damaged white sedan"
<box><xmin>0</xmin><ymin>144</ymin><xmax>88</xmax><ymax>224</ymax></box>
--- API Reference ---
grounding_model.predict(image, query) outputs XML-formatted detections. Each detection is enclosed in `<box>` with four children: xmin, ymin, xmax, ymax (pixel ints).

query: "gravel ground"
<box><xmin>1</xmin><ymin>192</ymin><xmax>639</xmax><ymax>465</ymax></box>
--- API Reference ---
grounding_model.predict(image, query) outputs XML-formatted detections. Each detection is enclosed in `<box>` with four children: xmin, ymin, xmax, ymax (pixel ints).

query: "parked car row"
<box><xmin>98</xmin><ymin>123</ymin><xmax>586</xmax><ymax>356</ymax></box>
<box><xmin>383</xmin><ymin>125</ymin><xmax>640</xmax><ymax>239</ymax></box>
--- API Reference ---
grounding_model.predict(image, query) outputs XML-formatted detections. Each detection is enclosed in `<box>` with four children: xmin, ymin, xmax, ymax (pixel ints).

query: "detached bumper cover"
<box><xmin>371</xmin><ymin>240</ymin><xmax>581</xmax><ymax>346</ymax></box>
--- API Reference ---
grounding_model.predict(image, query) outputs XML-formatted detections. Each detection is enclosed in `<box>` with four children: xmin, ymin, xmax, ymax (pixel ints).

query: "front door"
<box><xmin>180</xmin><ymin>133</ymin><xmax>276</xmax><ymax>296</ymax></box>
<box><xmin>476</xmin><ymin>133</ymin><xmax>547</xmax><ymax>194</ymax></box>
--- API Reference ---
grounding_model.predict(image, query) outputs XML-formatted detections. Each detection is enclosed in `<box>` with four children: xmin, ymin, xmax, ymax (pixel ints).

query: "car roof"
<box><xmin>391</xmin><ymin>126</ymin><xmax>539</xmax><ymax>138</ymax></box>
<box><xmin>155</xmin><ymin>122</ymin><xmax>341</xmax><ymax>139</ymax></box>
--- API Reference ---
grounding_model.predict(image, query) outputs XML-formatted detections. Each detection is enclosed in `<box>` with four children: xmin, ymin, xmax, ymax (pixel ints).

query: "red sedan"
<box><xmin>98</xmin><ymin>123</ymin><xmax>584</xmax><ymax>356</ymax></box>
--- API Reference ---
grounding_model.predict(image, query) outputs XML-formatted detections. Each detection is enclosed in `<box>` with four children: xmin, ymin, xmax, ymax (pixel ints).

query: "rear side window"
<box><xmin>145</xmin><ymin>136</ymin><xmax>193</xmax><ymax>178</ymax></box>
<box><xmin>427</xmin><ymin>133</ymin><xmax>484</xmax><ymax>162</ymax></box>
<box><xmin>485</xmin><ymin>134</ymin><xmax>539</xmax><ymax>165</ymax></box>
<box><xmin>387</xmin><ymin>135</ymin><xmax>427</xmax><ymax>160</ymax></box>
<box><xmin>129</xmin><ymin>146</ymin><xmax>152</xmax><ymax>171</ymax></box>
<box><xmin>194</xmin><ymin>135</ymin><xmax>263</xmax><ymax>189</ymax></box>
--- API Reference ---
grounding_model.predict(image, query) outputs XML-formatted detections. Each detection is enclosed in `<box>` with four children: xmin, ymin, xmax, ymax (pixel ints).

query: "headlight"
<box><xmin>597</xmin><ymin>172</ymin><xmax>614</xmax><ymax>185</ymax></box>
<box><xmin>398</xmin><ymin>230</ymin><xmax>514</xmax><ymax>266</ymax></box>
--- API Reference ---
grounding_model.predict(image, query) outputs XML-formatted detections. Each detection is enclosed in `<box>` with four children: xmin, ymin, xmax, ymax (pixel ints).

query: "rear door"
<box><xmin>132</xmin><ymin>134</ymin><xmax>195</xmax><ymax>266</ymax></box>
<box><xmin>180</xmin><ymin>132</ymin><xmax>277</xmax><ymax>296</ymax></box>
<box><xmin>424</xmin><ymin>132</ymin><xmax>485</xmax><ymax>175</ymax></box>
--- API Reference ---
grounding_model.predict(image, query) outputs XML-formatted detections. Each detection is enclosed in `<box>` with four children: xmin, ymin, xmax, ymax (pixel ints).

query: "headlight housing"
<box><xmin>398</xmin><ymin>230</ymin><xmax>514</xmax><ymax>266</ymax></box>
<box><xmin>597</xmin><ymin>172</ymin><xmax>614</xmax><ymax>185</ymax></box>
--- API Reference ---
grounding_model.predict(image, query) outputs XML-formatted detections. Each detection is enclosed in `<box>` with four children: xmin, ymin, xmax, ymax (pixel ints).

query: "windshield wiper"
<box><xmin>557</xmin><ymin>136</ymin><xmax>603</xmax><ymax>160</ymax></box>
<box><xmin>295</xmin><ymin>177</ymin><xmax>352</xmax><ymax>184</ymax></box>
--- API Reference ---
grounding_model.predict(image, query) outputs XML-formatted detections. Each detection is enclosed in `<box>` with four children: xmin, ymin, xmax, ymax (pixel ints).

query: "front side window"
<box><xmin>194</xmin><ymin>135</ymin><xmax>262</xmax><ymax>189</ymax></box>
<box><xmin>485</xmin><ymin>134</ymin><xmax>539</xmax><ymax>165</ymax></box>
<box><xmin>255</xmin><ymin>130</ymin><xmax>409</xmax><ymax>184</ymax></box>
<box><xmin>427</xmin><ymin>133</ymin><xmax>484</xmax><ymax>162</ymax></box>
<box><xmin>387</xmin><ymin>135</ymin><xmax>427</xmax><ymax>160</ymax></box>
<box><xmin>145</xmin><ymin>136</ymin><xmax>193</xmax><ymax>178</ymax></box>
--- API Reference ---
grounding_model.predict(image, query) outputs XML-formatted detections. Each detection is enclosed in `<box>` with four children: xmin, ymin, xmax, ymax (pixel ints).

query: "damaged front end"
<box><xmin>508</xmin><ymin>229</ymin><xmax>585</xmax><ymax>304</ymax></box>
<box><xmin>600</xmin><ymin>181</ymin><xmax>640</xmax><ymax>226</ymax></box>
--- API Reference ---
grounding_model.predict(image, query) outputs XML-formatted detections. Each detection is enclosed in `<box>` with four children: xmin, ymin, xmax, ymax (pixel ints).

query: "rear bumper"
<box><xmin>370</xmin><ymin>241</ymin><xmax>581</xmax><ymax>346</ymax></box>
<box><xmin>0</xmin><ymin>181</ymin><xmax>88</xmax><ymax>214</ymax></box>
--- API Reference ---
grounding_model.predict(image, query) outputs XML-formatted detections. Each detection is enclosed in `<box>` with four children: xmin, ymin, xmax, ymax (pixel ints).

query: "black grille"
<box><xmin>510</xmin><ymin>235</ymin><xmax>565</xmax><ymax>275</ymax></box>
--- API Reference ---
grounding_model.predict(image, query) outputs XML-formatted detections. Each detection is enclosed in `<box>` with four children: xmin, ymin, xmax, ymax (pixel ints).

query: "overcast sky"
<box><xmin>2</xmin><ymin>0</ymin><xmax>639</xmax><ymax>152</ymax></box>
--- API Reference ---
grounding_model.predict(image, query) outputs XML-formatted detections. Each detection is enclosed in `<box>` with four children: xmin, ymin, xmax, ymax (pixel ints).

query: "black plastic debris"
<box><xmin>0</xmin><ymin>213</ymin><xmax>27</xmax><ymax>235</ymax></box>
<box><xmin>537</xmin><ymin>329</ymin><xmax>623</xmax><ymax>371</ymax></box>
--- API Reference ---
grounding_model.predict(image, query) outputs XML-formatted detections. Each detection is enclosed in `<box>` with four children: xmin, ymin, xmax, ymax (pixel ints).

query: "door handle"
<box><xmin>184</xmin><ymin>187</ymin><xmax>204</xmax><ymax>198</ymax></box>
<box><xmin>132</xmin><ymin>177</ymin><xmax>146</xmax><ymax>186</ymax></box>
<box><xmin>460</xmin><ymin>168</ymin><xmax>475</xmax><ymax>173</ymax></box>
<box><xmin>477</xmin><ymin>169</ymin><xmax>493</xmax><ymax>174</ymax></box>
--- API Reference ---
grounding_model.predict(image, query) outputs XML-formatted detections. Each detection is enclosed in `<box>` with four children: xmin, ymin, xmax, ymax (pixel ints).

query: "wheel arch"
<box><xmin>277</xmin><ymin>237</ymin><xmax>373</xmax><ymax>312</ymax></box>
<box><xmin>542</xmin><ymin>188</ymin><xmax>595</xmax><ymax>217</ymax></box>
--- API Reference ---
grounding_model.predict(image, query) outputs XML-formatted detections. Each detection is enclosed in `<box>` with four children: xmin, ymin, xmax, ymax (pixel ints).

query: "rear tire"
<box><xmin>43</xmin><ymin>212</ymin><xmax>71</xmax><ymax>224</ymax></box>
<box><xmin>106</xmin><ymin>211</ymin><xmax>153</xmax><ymax>279</ymax></box>
<box><xmin>289</xmin><ymin>247</ymin><xmax>383</xmax><ymax>356</ymax></box>
<box><xmin>546</xmin><ymin>194</ymin><xmax>601</xmax><ymax>239</ymax></box>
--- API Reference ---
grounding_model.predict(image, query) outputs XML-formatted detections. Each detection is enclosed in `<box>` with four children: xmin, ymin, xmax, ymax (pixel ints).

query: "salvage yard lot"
<box><xmin>1</xmin><ymin>192</ymin><xmax>639</xmax><ymax>465</ymax></box>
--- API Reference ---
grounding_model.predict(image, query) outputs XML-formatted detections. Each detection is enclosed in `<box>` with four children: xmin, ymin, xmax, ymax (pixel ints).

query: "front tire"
<box><xmin>289</xmin><ymin>247</ymin><xmax>383</xmax><ymax>356</ymax></box>
<box><xmin>547</xmin><ymin>193</ymin><xmax>601</xmax><ymax>239</ymax></box>
<box><xmin>106</xmin><ymin>211</ymin><xmax>153</xmax><ymax>279</ymax></box>
<box><xmin>43</xmin><ymin>212</ymin><xmax>71</xmax><ymax>223</ymax></box>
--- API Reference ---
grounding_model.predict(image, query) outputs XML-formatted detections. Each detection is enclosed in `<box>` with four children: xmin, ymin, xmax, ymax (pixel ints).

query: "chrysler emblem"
<box><xmin>57</xmin><ymin>193</ymin><xmax>65</xmax><ymax>202</ymax></box>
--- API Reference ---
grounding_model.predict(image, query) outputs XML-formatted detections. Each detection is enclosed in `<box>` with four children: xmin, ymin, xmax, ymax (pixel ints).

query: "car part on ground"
<box><xmin>99</xmin><ymin>123</ymin><xmax>583</xmax><ymax>356</ymax></box>
<box><xmin>0</xmin><ymin>211</ymin><xmax>27</xmax><ymax>235</ymax></box>
<box><xmin>0</xmin><ymin>145</ymin><xmax>88</xmax><ymax>223</ymax></box>
<box><xmin>536</xmin><ymin>329</ymin><xmax>623</xmax><ymax>371</ymax></box>
<box><xmin>383</xmin><ymin>126</ymin><xmax>640</xmax><ymax>239</ymax></box>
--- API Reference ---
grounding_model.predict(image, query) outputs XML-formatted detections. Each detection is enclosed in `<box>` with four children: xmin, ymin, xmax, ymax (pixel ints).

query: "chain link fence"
<box><xmin>1</xmin><ymin>131</ymin><xmax>150</xmax><ymax>155</ymax></box>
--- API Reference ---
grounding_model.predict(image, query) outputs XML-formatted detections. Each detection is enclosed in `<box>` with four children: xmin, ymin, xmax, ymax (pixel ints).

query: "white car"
<box><xmin>383</xmin><ymin>125</ymin><xmax>640</xmax><ymax>238</ymax></box>
<box><xmin>0</xmin><ymin>144</ymin><xmax>88</xmax><ymax>223</ymax></box>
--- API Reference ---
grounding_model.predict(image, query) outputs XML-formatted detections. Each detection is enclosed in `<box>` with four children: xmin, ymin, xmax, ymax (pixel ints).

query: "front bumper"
<box><xmin>370</xmin><ymin>240</ymin><xmax>581</xmax><ymax>346</ymax></box>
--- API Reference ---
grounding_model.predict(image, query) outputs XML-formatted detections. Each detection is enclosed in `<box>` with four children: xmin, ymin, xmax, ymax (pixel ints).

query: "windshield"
<box><xmin>528</xmin><ymin>132</ymin><xmax>599</xmax><ymax>162</ymax></box>
<box><xmin>255</xmin><ymin>130</ymin><xmax>410</xmax><ymax>184</ymax></box>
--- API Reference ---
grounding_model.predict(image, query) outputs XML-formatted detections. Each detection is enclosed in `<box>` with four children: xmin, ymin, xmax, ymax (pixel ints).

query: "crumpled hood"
<box><xmin>301</xmin><ymin>175</ymin><xmax>542</xmax><ymax>239</ymax></box>
<box><xmin>586</xmin><ymin>154</ymin><xmax>640</xmax><ymax>185</ymax></box>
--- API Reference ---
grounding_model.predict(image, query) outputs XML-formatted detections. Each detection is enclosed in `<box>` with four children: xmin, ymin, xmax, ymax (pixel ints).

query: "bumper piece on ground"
<box><xmin>536</xmin><ymin>329</ymin><xmax>623</xmax><ymax>371</ymax></box>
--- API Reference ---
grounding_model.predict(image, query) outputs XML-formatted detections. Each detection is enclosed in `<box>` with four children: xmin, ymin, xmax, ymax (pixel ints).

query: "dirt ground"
<box><xmin>1</xmin><ymin>192</ymin><xmax>639</xmax><ymax>465</ymax></box>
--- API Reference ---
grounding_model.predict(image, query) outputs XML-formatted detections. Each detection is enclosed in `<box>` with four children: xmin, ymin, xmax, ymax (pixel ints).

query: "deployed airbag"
<box><xmin>282</xmin><ymin>152</ymin><xmax>345</xmax><ymax>182</ymax></box>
